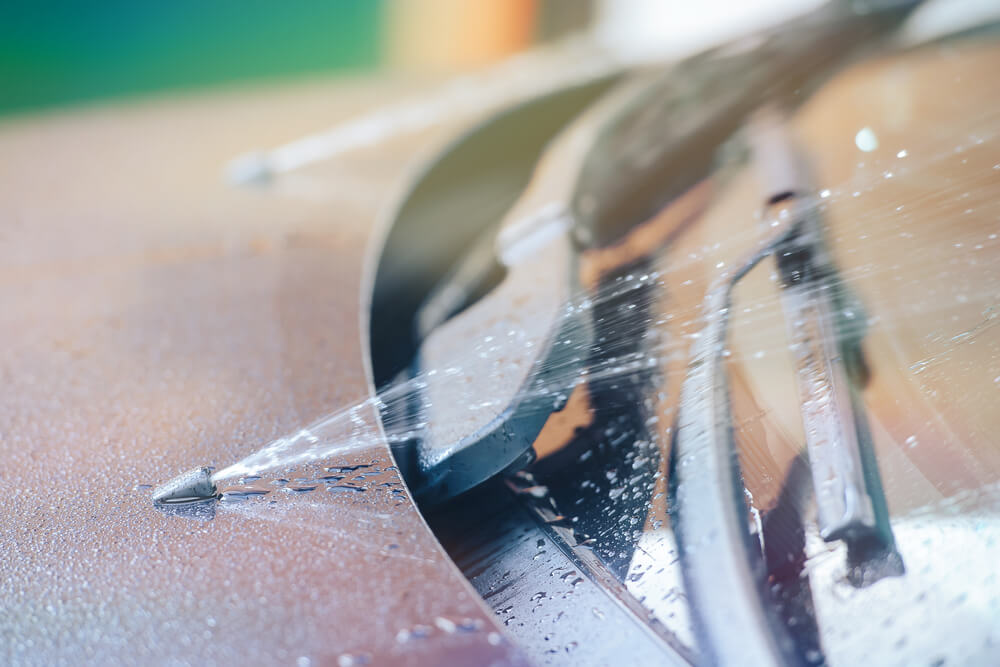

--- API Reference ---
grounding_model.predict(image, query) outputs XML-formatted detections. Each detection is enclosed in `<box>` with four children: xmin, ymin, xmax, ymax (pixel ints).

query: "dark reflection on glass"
<box><xmin>530</xmin><ymin>256</ymin><xmax>663</xmax><ymax>580</ymax></box>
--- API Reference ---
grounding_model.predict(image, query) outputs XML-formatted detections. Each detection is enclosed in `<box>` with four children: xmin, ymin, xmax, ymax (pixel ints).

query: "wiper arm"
<box><xmin>671</xmin><ymin>98</ymin><xmax>908</xmax><ymax>667</ymax></box>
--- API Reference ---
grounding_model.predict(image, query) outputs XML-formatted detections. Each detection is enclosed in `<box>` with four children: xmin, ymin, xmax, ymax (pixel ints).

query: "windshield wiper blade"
<box><xmin>671</xmin><ymin>91</ymin><xmax>909</xmax><ymax>667</ymax></box>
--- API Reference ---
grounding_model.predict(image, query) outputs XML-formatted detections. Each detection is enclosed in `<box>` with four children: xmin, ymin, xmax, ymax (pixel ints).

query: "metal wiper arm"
<box><xmin>670</xmin><ymin>53</ymin><xmax>910</xmax><ymax>665</ymax></box>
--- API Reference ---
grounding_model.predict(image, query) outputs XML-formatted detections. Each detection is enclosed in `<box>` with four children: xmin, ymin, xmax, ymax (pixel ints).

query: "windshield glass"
<box><xmin>518</xmin><ymin>33</ymin><xmax>1000</xmax><ymax>665</ymax></box>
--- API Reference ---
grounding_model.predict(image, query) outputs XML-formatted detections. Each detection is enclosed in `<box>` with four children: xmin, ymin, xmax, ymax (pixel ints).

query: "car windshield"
<box><xmin>490</xmin><ymin>23</ymin><xmax>1000</xmax><ymax>666</ymax></box>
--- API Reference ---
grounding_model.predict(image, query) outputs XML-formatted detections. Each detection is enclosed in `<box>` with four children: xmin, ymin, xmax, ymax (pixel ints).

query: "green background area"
<box><xmin>0</xmin><ymin>1</ymin><xmax>382</xmax><ymax>116</ymax></box>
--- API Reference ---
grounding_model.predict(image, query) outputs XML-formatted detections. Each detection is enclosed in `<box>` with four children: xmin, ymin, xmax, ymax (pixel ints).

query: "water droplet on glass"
<box><xmin>855</xmin><ymin>126</ymin><xmax>879</xmax><ymax>152</ymax></box>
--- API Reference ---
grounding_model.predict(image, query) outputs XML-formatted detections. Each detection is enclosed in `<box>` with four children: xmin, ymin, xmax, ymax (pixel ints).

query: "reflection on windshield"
<box><xmin>521</xmin><ymin>36</ymin><xmax>1000</xmax><ymax>665</ymax></box>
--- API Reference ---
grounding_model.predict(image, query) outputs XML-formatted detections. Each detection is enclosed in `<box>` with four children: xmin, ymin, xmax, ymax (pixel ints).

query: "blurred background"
<box><xmin>2</xmin><ymin>0</ymin><xmax>837</xmax><ymax>118</ymax></box>
<box><xmin>0</xmin><ymin>0</ymin><xmax>591</xmax><ymax>116</ymax></box>
<box><xmin>3</xmin><ymin>1</ymin><xmax>995</xmax><ymax>118</ymax></box>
